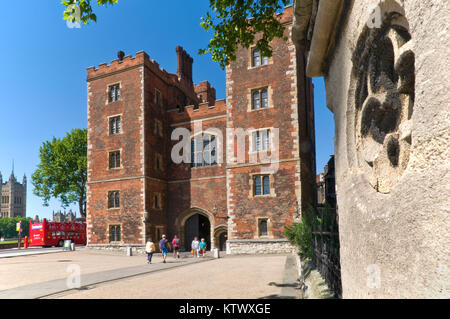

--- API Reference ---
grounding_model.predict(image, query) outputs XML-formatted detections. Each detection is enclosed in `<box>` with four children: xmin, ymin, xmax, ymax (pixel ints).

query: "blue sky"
<box><xmin>0</xmin><ymin>1</ymin><xmax>334</xmax><ymax>220</ymax></box>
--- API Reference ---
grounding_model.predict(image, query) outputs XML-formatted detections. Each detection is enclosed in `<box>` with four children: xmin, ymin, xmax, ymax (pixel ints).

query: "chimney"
<box><xmin>176</xmin><ymin>46</ymin><xmax>193</xmax><ymax>84</ymax></box>
<box><xmin>118</xmin><ymin>50</ymin><xmax>125</xmax><ymax>62</ymax></box>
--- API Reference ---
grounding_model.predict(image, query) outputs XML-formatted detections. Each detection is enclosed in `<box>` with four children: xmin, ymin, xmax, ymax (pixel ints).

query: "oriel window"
<box><xmin>191</xmin><ymin>134</ymin><xmax>218</xmax><ymax>168</ymax></box>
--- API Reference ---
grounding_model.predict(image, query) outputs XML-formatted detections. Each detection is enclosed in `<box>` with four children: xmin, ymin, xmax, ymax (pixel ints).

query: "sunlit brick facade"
<box><xmin>86</xmin><ymin>5</ymin><xmax>315</xmax><ymax>254</ymax></box>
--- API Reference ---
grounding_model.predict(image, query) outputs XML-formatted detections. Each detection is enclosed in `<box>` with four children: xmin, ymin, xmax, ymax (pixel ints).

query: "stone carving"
<box><xmin>349</xmin><ymin>3</ymin><xmax>415</xmax><ymax>193</ymax></box>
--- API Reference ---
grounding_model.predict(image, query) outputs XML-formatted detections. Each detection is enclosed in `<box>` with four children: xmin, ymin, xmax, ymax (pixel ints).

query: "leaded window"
<box><xmin>109</xmin><ymin>225</ymin><xmax>121</xmax><ymax>242</ymax></box>
<box><xmin>108</xmin><ymin>191</ymin><xmax>120</xmax><ymax>209</ymax></box>
<box><xmin>254</xmin><ymin>175</ymin><xmax>271</xmax><ymax>196</ymax></box>
<box><xmin>252</xmin><ymin>129</ymin><xmax>270</xmax><ymax>152</ymax></box>
<box><xmin>110</xmin><ymin>116</ymin><xmax>121</xmax><ymax>135</ymax></box>
<box><xmin>191</xmin><ymin>133</ymin><xmax>218</xmax><ymax>168</ymax></box>
<box><xmin>252</xmin><ymin>88</ymin><xmax>269</xmax><ymax>110</ymax></box>
<box><xmin>108</xmin><ymin>84</ymin><xmax>120</xmax><ymax>103</ymax></box>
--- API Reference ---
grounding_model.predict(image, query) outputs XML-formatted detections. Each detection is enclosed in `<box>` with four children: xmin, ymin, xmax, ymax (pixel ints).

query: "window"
<box><xmin>252</xmin><ymin>48</ymin><xmax>269</xmax><ymax>67</ymax></box>
<box><xmin>108</xmin><ymin>191</ymin><xmax>120</xmax><ymax>209</ymax></box>
<box><xmin>252</xmin><ymin>88</ymin><xmax>269</xmax><ymax>110</ymax></box>
<box><xmin>154</xmin><ymin>119</ymin><xmax>163</xmax><ymax>137</ymax></box>
<box><xmin>153</xmin><ymin>193</ymin><xmax>162</xmax><ymax>209</ymax></box>
<box><xmin>109</xmin><ymin>116</ymin><xmax>121</xmax><ymax>135</ymax></box>
<box><xmin>252</xmin><ymin>129</ymin><xmax>270</xmax><ymax>152</ymax></box>
<box><xmin>254</xmin><ymin>175</ymin><xmax>271</xmax><ymax>196</ymax></box>
<box><xmin>155</xmin><ymin>89</ymin><xmax>162</xmax><ymax>106</ymax></box>
<box><xmin>108</xmin><ymin>84</ymin><xmax>121</xmax><ymax>103</ymax></box>
<box><xmin>109</xmin><ymin>151</ymin><xmax>121</xmax><ymax>169</ymax></box>
<box><xmin>155</xmin><ymin>153</ymin><xmax>163</xmax><ymax>172</ymax></box>
<box><xmin>109</xmin><ymin>225</ymin><xmax>121</xmax><ymax>242</ymax></box>
<box><xmin>191</xmin><ymin>133</ymin><xmax>218</xmax><ymax>168</ymax></box>
<box><xmin>259</xmin><ymin>219</ymin><xmax>268</xmax><ymax>237</ymax></box>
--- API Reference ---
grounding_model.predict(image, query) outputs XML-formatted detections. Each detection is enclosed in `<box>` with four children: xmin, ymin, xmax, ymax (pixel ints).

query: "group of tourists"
<box><xmin>144</xmin><ymin>235</ymin><xmax>207</xmax><ymax>264</ymax></box>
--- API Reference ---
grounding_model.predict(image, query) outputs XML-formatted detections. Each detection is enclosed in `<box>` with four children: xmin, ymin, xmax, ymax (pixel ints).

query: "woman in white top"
<box><xmin>191</xmin><ymin>237</ymin><xmax>200</xmax><ymax>258</ymax></box>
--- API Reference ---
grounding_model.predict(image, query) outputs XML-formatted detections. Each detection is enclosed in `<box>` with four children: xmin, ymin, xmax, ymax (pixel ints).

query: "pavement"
<box><xmin>0</xmin><ymin>248</ymin><xmax>301</xmax><ymax>299</ymax></box>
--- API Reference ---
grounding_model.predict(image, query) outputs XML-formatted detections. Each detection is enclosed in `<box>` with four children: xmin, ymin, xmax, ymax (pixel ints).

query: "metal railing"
<box><xmin>311</xmin><ymin>206</ymin><xmax>342</xmax><ymax>298</ymax></box>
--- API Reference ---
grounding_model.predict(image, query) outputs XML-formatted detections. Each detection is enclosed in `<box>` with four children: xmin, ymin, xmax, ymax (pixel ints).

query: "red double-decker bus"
<box><xmin>29</xmin><ymin>218</ymin><xmax>86</xmax><ymax>247</ymax></box>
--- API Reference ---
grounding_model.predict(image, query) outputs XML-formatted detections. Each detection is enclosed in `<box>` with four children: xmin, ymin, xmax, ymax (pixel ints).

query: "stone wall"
<box><xmin>226</xmin><ymin>239</ymin><xmax>295</xmax><ymax>255</ymax></box>
<box><xmin>295</xmin><ymin>0</ymin><xmax>450</xmax><ymax>298</ymax></box>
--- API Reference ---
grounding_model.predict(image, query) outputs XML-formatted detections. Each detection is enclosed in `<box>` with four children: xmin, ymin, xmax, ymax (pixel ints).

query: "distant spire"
<box><xmin>9</xmin><ymin>160</ymin><xmax>16</xmax><ymax>182</ymax></box>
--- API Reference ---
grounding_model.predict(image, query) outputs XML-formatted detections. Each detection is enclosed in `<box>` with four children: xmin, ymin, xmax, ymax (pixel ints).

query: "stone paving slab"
<box><xmin>0</xmin><ymin>256</ymin><xmax>213</xmax><ymax>299</ymax></box>
<box><xmin>0</xmin><ymin>250</ymin><xmax>300</xmax><ymax>299</ymax></box>
<box><xmin>55</xmin><ymin>255</ymin><xmax>300</xmax><ymax>299</ymax></box>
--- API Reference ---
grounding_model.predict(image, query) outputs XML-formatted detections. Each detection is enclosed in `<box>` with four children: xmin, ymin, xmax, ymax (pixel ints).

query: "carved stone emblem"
<box><xmin>349</xmin><ymin>3</ymin><xmax>415</xmax><ymax>193</ymax></box>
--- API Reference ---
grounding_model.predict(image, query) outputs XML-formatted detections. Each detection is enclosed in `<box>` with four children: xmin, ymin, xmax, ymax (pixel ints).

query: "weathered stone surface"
<box><xmin>294</xmin><ymin>0</ymin><xmax>450</xmax><ymax>298</ymax></box>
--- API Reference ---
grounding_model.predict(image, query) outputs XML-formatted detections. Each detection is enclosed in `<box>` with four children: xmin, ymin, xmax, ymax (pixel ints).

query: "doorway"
<box><xmin>184</xmin><ymin>214</ymin><xmax>211</xmax><ymax>251</ymax></box>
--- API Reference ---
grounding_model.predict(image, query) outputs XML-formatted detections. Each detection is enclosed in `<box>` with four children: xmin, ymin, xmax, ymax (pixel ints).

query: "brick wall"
<box><xmin>86</xmin><ymin>5</ymin><xmax>315</xmax><ymax>255</ymax></box>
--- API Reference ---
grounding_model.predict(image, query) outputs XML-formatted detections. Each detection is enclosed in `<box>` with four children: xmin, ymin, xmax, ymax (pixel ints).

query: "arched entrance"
<box><xmin>184</xmin><ymin>214</ymin><xmax>211</xmax><ymax>251</ymax></box>
<box><xmin>175</xmin><ymin>207</ymin><xmax>215</xmax><ymax>251</ymax></box>
<box><xmin>214</xmin><ymin>226</ymin><xmax>228</xmax><ymax>251</ymax></box>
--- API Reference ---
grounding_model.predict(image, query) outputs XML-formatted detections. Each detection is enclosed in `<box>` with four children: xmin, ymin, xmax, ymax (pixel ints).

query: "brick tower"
<box><xmin>86</xmin><ymin>4</ymin><xmax>315</xmax><ymax>254</ymax></box>
<box><xmin>225</xmin><ymin>5</ymin><xmax>316</xmax><ymax>253</ymax></box>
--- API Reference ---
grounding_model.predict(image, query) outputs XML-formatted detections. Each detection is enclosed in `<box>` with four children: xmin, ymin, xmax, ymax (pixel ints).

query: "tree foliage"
<box><xmin>61</xmin><ymin>0</ymin><xmax>291</xmax><ymax>69</ymax></box>
<box><xmin>284</xmin><ymin>205</ymin><xmax>315</xmax><ymax>259</ymax></box>
<box><xmin>32</xmin><ymin>129</ymin><xmax>87</xmax><ymax>217</ymax></box>
<box><xmin>0</xmin><ymin>217</ymin><xmax>32</xmax><ymax>239</ymax></box>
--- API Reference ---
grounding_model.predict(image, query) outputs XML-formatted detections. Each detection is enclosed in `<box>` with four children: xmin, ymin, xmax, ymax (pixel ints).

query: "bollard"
<box><xmin>71</xmin><ymin>243</ymin><xmax>76</xmax><ymax>251</ymax></box>
<box><xmin>127</xmin><ymin>247</ymin><xmax>133</xmax><ymax>256</ymax></box>
<box><xmin>213</xmin><ymin>248</ymin><xmax>220</xmax><ymax>259</ymax></box>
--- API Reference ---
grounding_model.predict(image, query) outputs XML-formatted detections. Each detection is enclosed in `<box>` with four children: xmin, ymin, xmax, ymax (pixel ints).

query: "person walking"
<box><xmin>159</xmin><ymin>234</ymin><xmax>169</xmax><ymax>263</ymax></box>
<box><xmin>191</xmin><ymin>237</ymin><xmax>200</xmax><ymax>258</ymax></box>
<box><xmin>145</xmin><ymin>238</ymin><xmax>156</xmax><ymax>264</ymax></box>
<box><xmin>199</xmin><ymin>238</ymin><xmax>207</xmax><ymax>257</ymax></box>
<box><xmin>172</xmin><ymin>235</ymin><xmax>181</xmax><ymax>259</ymax></box>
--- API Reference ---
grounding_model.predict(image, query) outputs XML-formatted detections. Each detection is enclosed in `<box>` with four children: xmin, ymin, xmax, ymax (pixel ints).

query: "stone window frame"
<box><xmin>108</xmin><ymin>223</ymin><xmax>122</xmax><ymax>243</ymax></box>
<box><xmin>190</xmin><ymin>132</ymin><xmax>219</xmax><ymax>169</ymax></box>
<box><xmin>256</xmin><ymin>217</ymin><xmax>272</xmax><ymax>238</ymax></box>
<box><xmin>153</xmin><ymin>192</ymin><xmax>163</xmax><ymax>210</ymax></box>
<box><xmin>248</xmin><ymin>173</ymin><xmax>276</xmax><ymax>198</ymax></box>
<box><xmin>106</xmin><ymin>82</ymin><xmax>122</xmax><ymax>104</ymax></box>
<box><xmin>248</xmin><ymin>45</ymin><xmax>273</xmax><ymax>69</ymax></box>
<box><xmin>108</xmin><ymin>149</ymin><xmax>122</xmax><ymax>170</ymax></box>
<box><xmin>107</xmin><ymin>190</ymin><xmax>120</xmax><ymax>210</ymax></box>
<box><xmin>154</xmin><ymin>88</ymin><xmax>163</xmax><ymax>107</ymax></box>
<box><xmin>247</xmin><ymin>85</ymin><xmax>273</xmax><ymax>112</ymax></box>
<box><xmin>154</xmin><ymin>153</ymin><xmax>164</xmax><ymax>172</ymax></box>
<box><xmin>108</xmin><ymin>114</ymin><xmax>123</xmax><ymax>136</ymax></box>
<box><xmin>248</xmin><ymin>127</ymin><xmax>273</xmax><ymax>154</ymax></box>
<box><xmin>154</xmin><ymin>118</ymin><xmax>163</xmax><ymax>137</ymax></box>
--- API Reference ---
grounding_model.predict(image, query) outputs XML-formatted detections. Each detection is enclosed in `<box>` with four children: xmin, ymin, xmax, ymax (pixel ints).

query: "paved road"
<box><xmin>0</xmin><ymin>246</ymin><xmax>85</xmax><ymax>258</ymax></box>
<box><xmin>0</xmin><ymin>249</ymin><xmax>300</xmax><ymax>299</ymax></box>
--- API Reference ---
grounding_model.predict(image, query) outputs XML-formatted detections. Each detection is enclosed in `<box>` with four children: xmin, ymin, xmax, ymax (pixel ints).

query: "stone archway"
<box><xmin>214</xmin><ymin>225</ymin><xmax>228</xmax><ymax>251</ymax></box>
<box><xmin>175</xmin><ymin>207</ymin><xmax>215</xmax><ymax>251</ymax></box>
